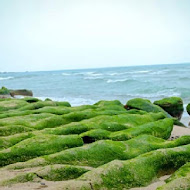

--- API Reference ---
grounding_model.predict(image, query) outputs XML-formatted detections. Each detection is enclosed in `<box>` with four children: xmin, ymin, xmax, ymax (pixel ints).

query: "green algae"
<box><xmin>71</xmin><ymin>144</ymin><xmax>190</xmax><ymax>190</ymax></box>
<box><xmin>0</xmin><ymin>87</ymin><xmax>10</xmax><ymax>95</ymax></box>
<box><xmin>79</xmin><ymin>118</ymin><xmax>173</xmax><ymax>141</ymax></box>
<box><xmin>0</xmin><ymin>132</ymin><xmax>34</xmax><ymax>150</ymax></box>
<box><xmin>126</xmin><ymin>98</ymin><xmax>170</xmax><ymax>117</ymax></box>
<box><xmin>6</xmin><ymin>135</ymin><xmax>190</xmax><ymax>170</ymax></box>
<box><xmin>18</xmin><ymin>101</ymin><xmax>70</xmax><ymax>111</ymax></box>
<box><xmin>187</xmin><ymin>104</ymin><xmax>190</xmax><ymax>115</ymax></box>
<box><xmin>0</xmin><ymin>98</ymin><xmax>189</xmax><ymax>189</ymax></box>
<box><xmin>43</xmin><ymin>112</ymin><xmax>166</xmax><ymax>136</ymax></box>
<box><xmin>154</xmin><ymin>97</ymin><xmax>184</xmax><ymax>119</ymax></box>
<box><xmin>0</xmin><ymin>125</ymin><xmax>33</xmax><ymax>136</ymax></box>
<box><xmin>0</xmin><ymin>134</ymin><xmax>83</xmax><ymax>166</ymax></box>
<box><xmin>157</xmin><ymin>162</ymin><xmax>190</xmax><ymax>190</ymax></box>
<box><xmin>0</xmin><ymin>99</ymin><xmax>29</xmax><ymax>112</ymax></box>
<box><xmin>1</xmin><ymin>164</ymin><xmax>91</xmax><ymax>186</ymax></box>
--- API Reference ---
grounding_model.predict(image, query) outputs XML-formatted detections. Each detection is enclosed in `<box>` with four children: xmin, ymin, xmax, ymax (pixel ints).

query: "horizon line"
<box><xmin>1</xmin><ymin>62</ymin><xmax>190</xmax><ymax>73</ymax></box>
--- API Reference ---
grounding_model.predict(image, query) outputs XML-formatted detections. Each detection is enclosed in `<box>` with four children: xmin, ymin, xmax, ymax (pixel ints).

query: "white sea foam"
<box><xmin>107</xmin><ymin>78</ymin><xmax>135</xmax><ymax>83</ymax></box>
<box><xmin>62</xmin><ymin>73</ymin><xmax>71</xmax><ymax>76</ymax></box>
<box><xmin>0</xmin><ymin>76</ymin><xmax>14</xmax><ymax>80</ymax></box>
<box><xmin>108</xmin><ymin>70</ymin><xmax>151</xmax><ymax>76</ymax></box>
<box><xmin>127</xmin><ymin>70</ymin><xmax>151</xmax><ymax>74</ymax></box>
<box><xmin>84</xmin><ymin>76</ymin><xmax>103</xmax><ymax>80</ymax></box>
<box><xmin>36</xmin><ymin>96</ymin><xmax>96</xmax><ymax>106</ymax></box>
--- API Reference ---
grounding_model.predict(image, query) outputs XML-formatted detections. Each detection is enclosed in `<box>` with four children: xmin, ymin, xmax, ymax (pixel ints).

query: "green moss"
<box><xmin>0</xmin><ymin>110</ymin><xmax>33</xmax><ymax>119</ymax></box>
<box><xmin>18</xmin><ymin>101</ymin><xmax>58</xmax><ymax>111</ymax></box>
<box><xmin>0</xmin><ymin>99</ymin><xmax>28</xmax><ymax>112</ymax></box>
<box><xmin>43</xmin><ymin>112</ymin><xmax>166</xmax><ymax>136</ymax></box>
<box><xmin>1</xmin><ymin>164</ymin><xmax>91</xmax><ymax>186</ymax></box>
<box><xmin>37</xmin><ymin>164</ymin><xmax>91</xmax><ymax>181</ymax></box>
<box><xmin>0</xmin><ymin>132</ymin><xmax>34</xmax><ymax>150</ymax></box>
<box><xmin>126</xmin><ymin>98</ymin><xmax>170</xmax><ymax>117</ymax></box>
<box><xmin>187</xmin><ymin>104</ymin><xmax>190</xmax><ymax>115</ymax></box>
<box><xmin>72</xmin><ymin>144</ymin><xmax>190</xmax><ymax>190</ymax></box>
<box><xmin>157</xmin><ymin>162</ymin><xmax>190</xmax><ymax>190</ymax></box>
<box><xmin>1</xmin><ymin>173</ymin><xmax>37</xmax><ymax>186</ymax></box>
<box><xmin>0</xmin><ymin>113</ymin><xmax>63</xmax><ymax>129</ymax></box>
<box><xmin>0</xmin><ymin>134</ymin><xmax>83</xmax><ymax>167</ymax></box>
<box><xmin>110</xmin><ymin>118</ymin><xmax>173</xmax><ymax>141</ymax></box>
<box><xmin>154</xmin><ymin>97</ymin><xmax>184</xmax><ymax>119</ymax></box>
<box><xmin>0</xmin><ymin>125</ymin><xmax>33</xmax><ymax>136</ymax></box>
<box><xmin>94</xmin><ymin>100</ymin><xmax>123</xmax><ymax>107</ymax></box>
<box><xmin>0</xmin><ymin>87</ymin><xmax>10</xmax><ymax>95</ymax></box>
<box><xmin>79</xmin><ymin>118</ymin><xmax>173</xmax><ymax>141</ymax></box>
<box><xmin>9</xmin><ymin>135</ymin><xmax>190</xmax><ymax>170</ymax></box>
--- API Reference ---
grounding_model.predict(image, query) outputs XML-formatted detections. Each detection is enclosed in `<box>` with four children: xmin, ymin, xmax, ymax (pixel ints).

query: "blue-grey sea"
<box><xmin>0</xmin><ymin>63</ymin><xmax>190</xmax><ymax>124</ymax></box>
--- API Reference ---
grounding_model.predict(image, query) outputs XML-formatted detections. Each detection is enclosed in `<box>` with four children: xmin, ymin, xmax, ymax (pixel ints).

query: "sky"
<box><xmin>0</xmin><ymin>0</ymin><xmax>190</xmax><ymax>72</ymax></box>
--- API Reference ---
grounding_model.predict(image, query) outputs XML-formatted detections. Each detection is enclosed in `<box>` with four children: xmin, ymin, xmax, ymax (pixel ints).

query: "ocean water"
<box><xmin>0</xmin><ymin>63</ymin><xmax>190</xmax><ymax>123</ymax></box>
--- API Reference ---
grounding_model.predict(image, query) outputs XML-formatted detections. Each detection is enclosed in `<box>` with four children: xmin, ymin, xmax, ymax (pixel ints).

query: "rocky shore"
<box><xmin>0</xmin><ymin>88</ymin><xmax>190</xmax><ymax>189</ymax></box>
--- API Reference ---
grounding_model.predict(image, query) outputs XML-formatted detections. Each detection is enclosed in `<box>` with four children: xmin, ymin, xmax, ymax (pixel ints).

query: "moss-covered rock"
<box><xmin>157</xmin><ymin>162</ymin><xmax>190</xmax><ymax>190</ymax></box>
<box><xmin>7</xmin><ymin>135</ymin><xmax>190</xmax><ymax>170</ymax></box>
<box><xmin>0</xmin><ymin>134</ymin><xmax>83</xmax><ymax>166</ymax></box>
<box><xmin>18</xmin><ymin>101</ymin><xmax>67</xmax><ymax>111</ymax></box>
<box><xmin>42</xmin><ymin>112</ymin><xmax>166</xmax><ymax>136</ymax></box>
<box><xmin>0</xmin><ymin>97</ymin><xmax>189</xmax><ymax>189</ymax></box>
<box><xmin>1</xmin><ymin>164</ymin><xmax>92</xmax><ymax>186</ymax></box>
<box><xmin>187</xmin><ymin>103</ymin><xmax>190</xmax><ymax>115</ymax></box>
<box><xmin>0</xmin><ymin>125</ymin><xmax>33</xmax><ymax>136</ymax></box>
<box><xmin>0</xmin><ymin>132</ymin><xmax>35</xmax><ymax>150</ymax></box>
<box><xmin>0</xmin><ymin>87</ymin><xmax>10</xmax><ymax>95</ymax></box>
<box><xmin>126</xmin><ymin>98</ymin><xmax>170</xmax><ymax>117</ymax></box>
<box><xmin>154</xmin><ymin>97</ymin><xmax>184</xmax><ymax>120</ymax></box>
<box><xmin>79</xmin><ymin>118</ymin><xmax>173</xmax><ymax>141</ymax></box>
<box><xmin>0</xmin><ymin>99</ymin><xmax>29</xmax><ymax>112</ymax></box>
<box><xmin>60</xmin><ymin>144</ymin><xmax>190</xmax><ymax>190</ymax></box>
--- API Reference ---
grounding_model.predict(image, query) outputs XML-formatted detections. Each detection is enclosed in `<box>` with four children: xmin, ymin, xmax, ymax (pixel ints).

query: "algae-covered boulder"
<box><xmin>154</xmin><ymin>97</ymin><xmax>184</xmax><ymax>120</ymax></box>
<box><xmin>0</xmin><ymin>125</ymin><xmax>33</xmax><ymax>136</ymax></box>
<box><xmin>0</xmin><ymin>97</ymin><xmax>189</xmax><ymax>189</ymax></box>
<box><xmin>4</xmin><ymin>135</ymin><xmax>190</xmax><ymax>171</ymax></box>
<box><xmin>0</xmin><ymin>164</ymin><xmax>92</xmax><ymax>186</ymax></box>
<box><xmin>94</xmin><ymin>100</ymin><xmax>123</xmax><ymax>107</ymax></box>
<box><xmin>0</xmin><ymin>87</ymin><xmax>11</xmax><ymax>99</ymax></box>
<box><xmin>0</xmin><ymin>87</ymin><xmax>10</xmax><ymax>95</ymax></box>
<box><xmin>79</xmin><ymin>118</ymin><xmax>173</xmax><ymax>141</ymax></box>
<box><xmin>0</xmin><ymin>134</ymin><xmax>83</xmax><ymax>166</ymax></box>
<box><xmin>157</xmin><ymin>162</ymin><xmax>190</xmax><ymax>190</ymax></box>
<box><xmin>0</xmin><ymin>99</ymin><xmax>29</xmax><ymax>112</ymax></box>
<box><xmin>60</xmin><ymin>144</ymin><xmax>190</xmax><ymax>190</ymax></box>
<box><xmin>126</xmin><ymin>98</ymin><xmax>170</xmax><ymax>117</ymax></box>
<box><xmin>187</xmin><ymin>103</ymin><xmax>190</xmax><ymax>115</ymax></box>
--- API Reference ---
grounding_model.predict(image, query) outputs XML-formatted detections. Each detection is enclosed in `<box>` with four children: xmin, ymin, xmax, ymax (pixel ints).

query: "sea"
<box><xmin>0</xmin><ymin>63</ymin><xmax>190</xmax><ymax>125</ymax></box>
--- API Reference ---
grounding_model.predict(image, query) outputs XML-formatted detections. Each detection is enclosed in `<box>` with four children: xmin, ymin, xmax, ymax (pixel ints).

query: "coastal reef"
<box><xmin>0</xmin><ymin>96</ymin><xmax>190</xmax><ymax>190</ymax></box>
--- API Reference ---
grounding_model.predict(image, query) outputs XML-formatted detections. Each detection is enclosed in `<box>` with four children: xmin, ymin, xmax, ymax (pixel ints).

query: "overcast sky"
<box><xmin>0</xmin><ymin>0</ymin><xmax>190</xmax><ymax>72</ymax></box>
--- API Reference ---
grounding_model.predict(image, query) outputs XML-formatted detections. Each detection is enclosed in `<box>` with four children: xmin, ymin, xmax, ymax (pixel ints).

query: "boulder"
<box><xmin>125</xmin><ymin>98</ymin><xmax>170</xmax><ymax>117</ymax></box>
<box><xmin>10</xmin><ymin>89</ymin><xmax>33</xmax><ymax>97</ymax></box>
<box><xmin>187</xmin><ymin>103</ymin><xmax>190</xmax><ymax>115</ymax></box>
<box><xmin>60</xmin><ymin>144</ymin><xmax>190</xmax><ymax>190</ymax></box>
<box><xmin>154</xmin><ymin>97</ymin><xmax>184</xmax><ymax>120</ymax></box>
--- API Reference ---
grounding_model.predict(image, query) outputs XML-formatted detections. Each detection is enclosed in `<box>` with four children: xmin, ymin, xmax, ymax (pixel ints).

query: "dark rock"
<box><xmin>10</xmin><ymin>89</ymin><xmax>33</xmax><ymax>97</ymax></box>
